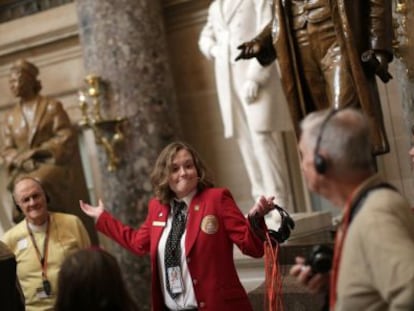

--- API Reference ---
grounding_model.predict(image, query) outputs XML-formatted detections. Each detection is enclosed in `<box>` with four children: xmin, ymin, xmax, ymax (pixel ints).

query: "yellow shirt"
<box><xmin>2</xmin><ymin>212</ymin><xmax>91</xmax><ymax>311</ymax></box>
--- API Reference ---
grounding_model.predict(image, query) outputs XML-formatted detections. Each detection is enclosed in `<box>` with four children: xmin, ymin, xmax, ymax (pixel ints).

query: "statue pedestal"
<box><xmin>280</xmin><ymin>211</ymin><xmax>333</xmax><ymax>246</ymax></box>
<box><xmin>234</xmin><ymin>211</ymin><xmax>333</xmax><ymax>310</ymax></box>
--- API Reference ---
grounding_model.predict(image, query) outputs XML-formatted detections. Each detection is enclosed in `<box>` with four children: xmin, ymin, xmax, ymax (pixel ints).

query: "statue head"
<box><xmin>11</xmin><ymin>59</ymin><xmax>39</xmax><ymax>77</ymax></box>
<box><xmin>9</xmin><ymin>59</ymin><xmax>42</xmax><ymax>98</ymax></box>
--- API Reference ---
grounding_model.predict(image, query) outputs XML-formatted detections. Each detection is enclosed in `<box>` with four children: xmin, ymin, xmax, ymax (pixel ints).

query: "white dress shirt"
<box><xmin>157</xmin><ymin>190</ymin><xmax>198</xmax><ymax>310</ymax></box>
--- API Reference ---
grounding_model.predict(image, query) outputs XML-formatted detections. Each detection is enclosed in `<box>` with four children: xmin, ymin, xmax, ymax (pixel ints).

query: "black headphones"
<box><xmin>314</xmin><ymin>109</ymin><xmax>340</xmax><ymax>174</ymax></box>
<box><xmin>248</xmin><ymin>204</ymin><xmax>295</xmax><ymax>245</ymax></box>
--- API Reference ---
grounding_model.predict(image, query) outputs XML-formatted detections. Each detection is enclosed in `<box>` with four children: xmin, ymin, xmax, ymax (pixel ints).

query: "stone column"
<box><xmin>75</xmin><ymin>1</ymin><xmax>179</xmax><ymax>309</ymax></box>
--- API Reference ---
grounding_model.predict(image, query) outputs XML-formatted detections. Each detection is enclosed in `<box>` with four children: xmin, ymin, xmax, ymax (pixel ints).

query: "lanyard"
<box><xmin>330</xmin><ymin>181</ymin><xmax>398</xmax><ymax>308</ymax></box>
<box><xmin>329</xmin><ymin>186</ymin><xmax>360</xmax><ymax>309</ymax></box>
<box><xmin>26</xmin><ymin>215</ymin><xmax>51</xmax><ymax>281</ymax></box>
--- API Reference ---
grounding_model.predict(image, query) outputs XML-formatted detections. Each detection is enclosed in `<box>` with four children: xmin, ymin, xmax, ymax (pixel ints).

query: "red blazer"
<box><xmin>96</xmin><ymin>188</ymin><xmax>265</xmax><ymax>311</ymax></box>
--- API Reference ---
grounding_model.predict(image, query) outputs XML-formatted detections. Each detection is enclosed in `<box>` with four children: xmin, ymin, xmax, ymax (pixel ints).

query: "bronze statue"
<box><xmin>0</xmin><ymin>59</ymin><xmax>98</xmax><ymax>244</ymax></box>
<box><xmin>236</xmin><ymin>0</ymin><xmax>394</xmax><ymax>156</ymax></box>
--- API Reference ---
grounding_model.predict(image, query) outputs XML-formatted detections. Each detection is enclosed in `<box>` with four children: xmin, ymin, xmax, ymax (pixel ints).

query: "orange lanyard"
<box><xmin>330</xmin><ymin>188</ymin><xmax>358</xmax><ymax>309</ymax></box>
<box><xmin>26</xmin><ymin>215</ymin><xmax>50</xmax><ymax>281</ymax></box>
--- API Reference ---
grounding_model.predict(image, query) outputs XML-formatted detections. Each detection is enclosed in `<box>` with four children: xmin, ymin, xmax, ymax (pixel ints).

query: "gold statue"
<box><xmin>0</xmin><ymin>59</ymin><xmax>98</xmax><ymax>244</ymax></box>
<box><xmin>236</xmin><ymin>0</ymin><xmax>394</xmax><ymax>156</ymax></box>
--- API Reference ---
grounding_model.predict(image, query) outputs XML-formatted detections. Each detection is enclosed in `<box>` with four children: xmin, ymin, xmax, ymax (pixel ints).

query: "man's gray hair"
<box><xmin>300</xmin><ymin>108</ymin><xmax>375</xmax><ymax>175</ymax></box>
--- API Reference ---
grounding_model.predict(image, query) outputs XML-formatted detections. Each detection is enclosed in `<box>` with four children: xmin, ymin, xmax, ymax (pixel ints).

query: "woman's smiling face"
<box><xmin>168</xmin><ymin>149</ymin><xmax>199</xmax><ymax>199</ymax></box>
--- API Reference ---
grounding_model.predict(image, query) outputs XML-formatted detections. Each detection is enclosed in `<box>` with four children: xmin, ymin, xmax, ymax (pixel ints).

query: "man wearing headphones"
<box><xmin>2</xmin><ymin>176</ymin><xmax>90</xmax><ymax>311</ymax></box>
<box><xmin>289</xmin><ymin>108</ymin><xmax>414</xmax><ymax>310</ymax></box>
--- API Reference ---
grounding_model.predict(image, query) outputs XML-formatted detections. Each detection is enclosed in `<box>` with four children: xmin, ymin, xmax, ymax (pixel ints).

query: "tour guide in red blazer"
<box><xmin>80</xmin><ymin>141</ymin><xmax>274</xmax><ymax>311</ymax></box>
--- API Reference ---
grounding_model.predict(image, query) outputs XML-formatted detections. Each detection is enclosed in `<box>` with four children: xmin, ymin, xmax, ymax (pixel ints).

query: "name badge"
<box><xmin>17</xmin><ymin>238</ymin><xmax>28</xmax><ymax>250</ymax></box>
<box><xmin>152</xmin><ymin>221</ymin><xmax>166</xmax><ymax>227</ymax></box>
<box><xmin>167</xmin><ymin>266</ymin><xmax>183</xmax><ymax>294</ymax></box>
<box><xmin>36</xmin><ymin>286</ymin><xmax>49</xmax><ymax>299</ymax></box>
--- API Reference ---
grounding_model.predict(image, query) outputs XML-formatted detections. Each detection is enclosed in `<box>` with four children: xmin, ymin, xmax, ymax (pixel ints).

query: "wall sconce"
<box><xmin>78</xmin><ymin>74</ymin><xmax>127</xmax><ymax>172</ymax></box>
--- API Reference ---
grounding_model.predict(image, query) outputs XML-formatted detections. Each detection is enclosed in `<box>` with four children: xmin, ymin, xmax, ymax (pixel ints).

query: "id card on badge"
<box><xmin>167</xmin><ymin>266</ymin><xmax>183</xmax><ymax>294</ymax></box>
<box><xmin>36</xmin><ymin>286</ymin><xmax>49</xmax><ymax>299</ymax></box>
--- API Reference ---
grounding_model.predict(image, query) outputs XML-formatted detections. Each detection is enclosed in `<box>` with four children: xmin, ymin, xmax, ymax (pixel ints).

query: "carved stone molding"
<box><xmin>0</xmin><ymin>2</ymin><xmax>83</xmax><ymax>113</ymax></box>
<box><xmin>0</xmin><ymin>3</ymin><xmax>80</xmax><ymax>76</ymax></box>
<box><xmin>163</xmin><ymin>0</ymin><xmax>193</xmax><ymax>8</ymax></box>
<box><xmin>0</xmin><ymin>0</ymin><xmax>73</xmax><ymax>23</ymax></box>
<box><xmin>163</xmin><ymin>0</ymin><xmax>210</xmax><ymax>31</ymax></box>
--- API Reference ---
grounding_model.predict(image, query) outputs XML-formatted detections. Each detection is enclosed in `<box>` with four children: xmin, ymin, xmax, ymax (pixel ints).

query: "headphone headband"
<box><xmin>314</xmin><ymin>109</ymin><xmax>340</xmax><ymax>174</ymax></box>
<box><xmin>248</xmin><ymin>204</ymin><xmax>295</xmax><ymax>244</ymax></box>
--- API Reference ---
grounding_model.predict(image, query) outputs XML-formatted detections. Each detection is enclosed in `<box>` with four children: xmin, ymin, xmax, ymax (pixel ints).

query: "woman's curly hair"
<box><xmin>150</xmin><ymin>141</ymin><xmax>214</xmax><ymax>204</ymax></box>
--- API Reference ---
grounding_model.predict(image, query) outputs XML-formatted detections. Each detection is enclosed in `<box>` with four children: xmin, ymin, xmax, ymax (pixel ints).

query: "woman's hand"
<box><xmin>79</xmin><ymin>199</ymin><xmax>105</xmax><ymax>220</ymax></box>
<box><xmin>248</xmin><ymin>195</ymin><xmax>275</xmax><ymax>218</ymax></box>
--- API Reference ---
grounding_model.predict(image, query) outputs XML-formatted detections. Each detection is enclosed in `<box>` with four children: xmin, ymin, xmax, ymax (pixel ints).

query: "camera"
<box><xmin>306</xmin><ymin>244</ymin><xmax>333</xmax><ymax>274</ymax></box>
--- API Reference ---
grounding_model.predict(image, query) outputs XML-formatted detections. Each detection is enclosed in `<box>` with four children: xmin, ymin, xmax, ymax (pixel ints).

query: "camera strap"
<box><xmin>349</xmin><ymin>182</ymin><xmax>397</xmax><ymax>224</ymax></box>
<box><xmin>330</xmin><ymin>181</ymin><xmax>397</xmax><ymax>309</ymax></box>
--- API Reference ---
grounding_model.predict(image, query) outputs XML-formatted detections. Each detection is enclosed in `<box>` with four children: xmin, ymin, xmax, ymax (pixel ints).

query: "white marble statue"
<box><xmin>198</xmin><ymin>0</ymin><xmax>294</xmax><ymax>209</ymax></box>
